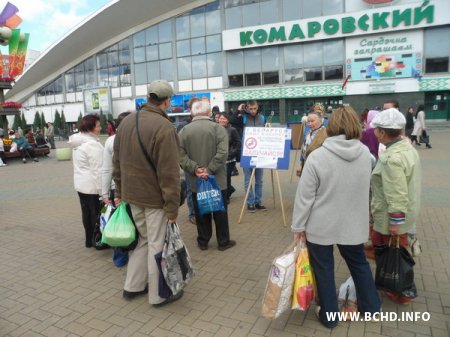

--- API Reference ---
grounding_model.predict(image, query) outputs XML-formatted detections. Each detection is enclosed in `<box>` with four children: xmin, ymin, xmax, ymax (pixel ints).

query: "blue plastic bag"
<box><xmin>113</xmin><ymin>248</ymin><xmax>129</xmax><ymax>267</ymax></box>
<box><xmin>196</xmin><ymin>175</ymin><xmax>225</xmax><ymax>215</ymax></box>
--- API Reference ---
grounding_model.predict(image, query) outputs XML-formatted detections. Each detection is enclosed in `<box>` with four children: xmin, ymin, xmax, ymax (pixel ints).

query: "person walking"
<box><xmin>370</xmin><ymin>108</ymin><xmax>421</xmax><ymax>304</ymax></box>
<box><xmin>411</xmin><ymin>105</ymin><xmax>431</xmax><ymax>148</ymax></box>
<box><xmin>68</xmin><ymin>114</ymin><xmax>103</xmax><ymax>248</ymax></box>
<box><xmin>238</xmin><ymin>100</ymin><xmax>267</xmax><ymax>212</ymax></box>
<box><xmin>405</xmin><ymin>107</ymin><xmax>415</xmax><ymax>139</ymax></box>
<box><xmin>112</xmin><ymin>80</ymin><xmax>183</xmax><ymax>307</ymax></box>
<box><xmin>179</xmin><ymin>101</ymin><xmax>236</xmax><ymax>251</ymax></box>
<box><xmin>292</xmin><ymin>106</ymin><xmax>381</xmax><ymax>328</ymax></box>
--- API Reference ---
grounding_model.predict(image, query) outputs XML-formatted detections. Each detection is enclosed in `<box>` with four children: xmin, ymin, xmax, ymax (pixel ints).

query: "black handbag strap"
<box><xmin>136</xmin><ymin>110</ymin><xmax>157</xmax><ymax>171</ymax></box>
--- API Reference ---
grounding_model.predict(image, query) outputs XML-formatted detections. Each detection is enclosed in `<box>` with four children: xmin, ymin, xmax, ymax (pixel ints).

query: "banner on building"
<box><xmin>345</xmin><ymin>31</ymin><xmax>423</xmax><ymax>81</ymax></box>
<box><xmin>83</xmin><ymin>87</ymin><xmax>112</xmax><ymax>114</ymax></box>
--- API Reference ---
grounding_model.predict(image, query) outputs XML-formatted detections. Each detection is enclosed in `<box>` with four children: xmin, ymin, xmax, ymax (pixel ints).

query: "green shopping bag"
<box><xmin>101</xmin><ymin>202</ymin><xmax>136</xmax><ymax>247</ymax></box>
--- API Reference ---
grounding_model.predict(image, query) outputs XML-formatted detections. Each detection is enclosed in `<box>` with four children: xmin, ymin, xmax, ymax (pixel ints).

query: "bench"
<box><xmin>3</xmin><ymin>144</ymin><xmax>50</xmax><ymax>159</ymax></box>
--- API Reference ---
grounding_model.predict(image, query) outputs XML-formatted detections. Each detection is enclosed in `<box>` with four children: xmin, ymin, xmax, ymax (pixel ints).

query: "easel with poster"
<box><xmin>238</xmin><ymin>124</ymin><xmax>292</xmax><ymax>226</ymax></box>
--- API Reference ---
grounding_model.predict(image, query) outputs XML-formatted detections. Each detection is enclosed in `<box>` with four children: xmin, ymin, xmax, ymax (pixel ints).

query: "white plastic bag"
<box><xmin>337</xmin><ymin>276</ymin><xmax>358</xmax><ymax>321</ymax></box>
<box><xmin>261</xmin><ymin>242</ymin><xmax>297</xmax><ymax>320</ymax></box>
<box><xmin>100</xmin><ymin>204</ymin><xmax>115</xmax><ymax>232</ymax></box>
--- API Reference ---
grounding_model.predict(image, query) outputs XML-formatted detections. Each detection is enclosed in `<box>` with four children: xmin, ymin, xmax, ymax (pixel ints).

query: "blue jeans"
<box><xmin>306</xmin><ymin>241</ymin><xmax>381</xmax><ymax>328</ymax></box>
<box><xmin>184</xmin><ymin>171</ymin><xmax>195</xmax><ymax>218</ymax></box>
<box><xmin>243</xmin><ymin>167</ymin><xmax>263</xmax><ymax>206</ymax></box>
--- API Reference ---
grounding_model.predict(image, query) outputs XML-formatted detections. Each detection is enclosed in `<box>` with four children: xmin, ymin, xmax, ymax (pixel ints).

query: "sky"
<box><xmin>0</xmin><ymin>0</ymin><xmax>112</xmax><ymax>53</ymax></box>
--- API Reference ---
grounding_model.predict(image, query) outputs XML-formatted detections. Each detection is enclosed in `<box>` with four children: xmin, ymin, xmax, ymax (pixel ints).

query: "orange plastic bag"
<box><xmin>291</xmin><ymin>242</ymin><xmax>315</xmax><ymax>311</ymax></box>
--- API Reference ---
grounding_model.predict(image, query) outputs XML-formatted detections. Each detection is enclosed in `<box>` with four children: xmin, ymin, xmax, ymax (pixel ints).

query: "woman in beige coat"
<box><xmin>411</xmin><ymin>105</ymin><xmax>431</xmax><ymax>148</ymax></box>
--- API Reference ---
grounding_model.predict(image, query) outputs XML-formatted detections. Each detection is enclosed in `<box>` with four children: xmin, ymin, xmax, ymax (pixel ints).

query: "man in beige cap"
<box><xmin>113</xmin><ymin>80</ymin><xmax>183</xmax><ymax>307</ymax></box>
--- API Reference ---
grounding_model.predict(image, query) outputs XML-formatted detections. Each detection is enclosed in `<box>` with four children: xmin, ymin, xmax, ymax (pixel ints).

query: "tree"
<box><xmin>61</xmin><ymin>110</ymin><xmax>67</xmax><ymax>132</ymax></box>
<box><xmin>21</xmin><ymin>112</ymin><xmax>27</xmax><ymax>129</ymax></box>
<box><xmin>33</xmin><ymin>111</ymin><xmax>41</xmax><ymax>130</ymax></box>
<box><xmin>77</xmin><ymin>112</ymin><xmax>83</xmax><ymax>129</ymax></box>
<box><xmin>54</xmin><ymin>110</ymin><xmax>61</xmax><ymax>134</ymax></box>
<box><xmin>40</xmin><ymin>112</ymin><xmax>47</xmax><ymax>128</ymax></box>
<box><xmin>12</xmin><ymin>114</ymin><xmax>22</xmax><ymax>130</ymax></box>
<box><xmin>99</xmin><ymin>111</ymin><xmax>107</xmax><ymax>134</ymax></box>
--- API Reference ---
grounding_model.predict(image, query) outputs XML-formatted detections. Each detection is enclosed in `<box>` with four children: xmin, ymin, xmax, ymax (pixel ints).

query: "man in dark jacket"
<box><xmin>238</xmin><ymin>100</ymin><xmax>267</xmax><ymax>212</ymax></box>
<box><xmin>179</xmin><ymin>101</ymin><xmax>236</xmax><ymax>251</ymax></box>
<box><xmin>113</xmin><ymin>80</ymin><xmax>183</xmax><ymax>307</ymax></box>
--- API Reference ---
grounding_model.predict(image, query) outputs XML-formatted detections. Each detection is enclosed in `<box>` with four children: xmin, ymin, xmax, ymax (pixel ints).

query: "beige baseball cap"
<box><xmin>147</xmin><ymin>80</ymin><xmax>174</xmax><ymax>99</ymax></box>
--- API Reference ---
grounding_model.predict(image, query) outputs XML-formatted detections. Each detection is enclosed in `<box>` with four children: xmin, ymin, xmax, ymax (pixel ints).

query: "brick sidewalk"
<box><xmin>0</xmin><ymin>131</ymin><xmax>449</xmax><ymax>337</ymax></box>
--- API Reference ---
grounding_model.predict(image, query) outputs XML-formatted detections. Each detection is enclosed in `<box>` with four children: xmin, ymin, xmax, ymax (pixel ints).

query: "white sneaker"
<box><xmin>22</xmin><ymin>158</ymin><xmax>26</xmax><ymax>163</ymax></box>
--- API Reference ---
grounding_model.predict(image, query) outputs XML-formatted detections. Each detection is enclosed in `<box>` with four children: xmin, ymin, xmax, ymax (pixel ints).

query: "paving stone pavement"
<box><xmin>0</xmin><ymin>131</ymin><xmax>449</xmax><ymax>337</ymax></box>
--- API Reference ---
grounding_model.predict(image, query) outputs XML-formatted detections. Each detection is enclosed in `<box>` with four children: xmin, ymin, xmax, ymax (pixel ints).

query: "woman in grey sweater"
<box><xmin>292</xmin><ymin>106</ymin><xmax>381</xmax><ymax>328</ymax></box>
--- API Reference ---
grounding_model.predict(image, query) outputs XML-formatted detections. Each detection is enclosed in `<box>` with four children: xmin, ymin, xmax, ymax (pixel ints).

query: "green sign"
<box><xmin>239</xmin><ymin>5</ymin><xmax>433</xmax><ymax>47</ymax></box>
<box><xmin>221</xmin><ymin>1</ymin><xmax>450</xmax><ymax>51</ymax></box>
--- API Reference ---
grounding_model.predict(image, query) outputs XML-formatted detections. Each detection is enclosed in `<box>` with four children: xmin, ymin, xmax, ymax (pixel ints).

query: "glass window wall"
<box><xmin>147</xmin><ymin>61</ymin><xmax>160</xmax><ymax>83</ymax></box>
<box><xmin>424</xmin><ymin>27</ymin><xmax>450</xmax><ymax>73</ymax></box>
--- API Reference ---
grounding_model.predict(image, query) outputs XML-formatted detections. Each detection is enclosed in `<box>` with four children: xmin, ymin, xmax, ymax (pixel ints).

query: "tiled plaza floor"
<box><xmin>0</xmin><ymin>130</ymin><xmax>449</xmax><ymax>337</ymax></box>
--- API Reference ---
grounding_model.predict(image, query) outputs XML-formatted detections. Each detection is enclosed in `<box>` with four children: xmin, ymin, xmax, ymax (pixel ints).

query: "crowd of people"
<box><xmin>67</xmin><ymin>79</ymin><xmax>424</xmax><ymax>328</ymax></box>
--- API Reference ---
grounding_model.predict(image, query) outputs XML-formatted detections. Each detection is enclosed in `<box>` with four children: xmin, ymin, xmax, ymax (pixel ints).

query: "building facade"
<box><xmin>7</xmin><ymin>0</ymin><xmax>450</xmax><ymax>125</ymax></box>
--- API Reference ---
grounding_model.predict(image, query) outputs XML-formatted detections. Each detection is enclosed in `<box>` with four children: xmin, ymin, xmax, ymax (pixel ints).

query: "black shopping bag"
<box><xmin>419</xmin><ymin>130</ymin><xmax>430</xmax><ymax>144</ymax></box>
<box><xmin>374</xmin><ymin>236</ymin><xmax>417</xmax><ymax>299</ymax></box>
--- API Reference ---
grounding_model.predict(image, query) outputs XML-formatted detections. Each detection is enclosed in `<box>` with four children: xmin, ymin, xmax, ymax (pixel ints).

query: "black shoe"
<box><xmin>416</xmin><ymin>142</ymin><xmax>421</xmax><ymax>146</ymax></box>
<box><xmin>247</xmin><ymin>205</ymin><xmax>256</xmax><ymax>213</ymax></box>
<box><xmin>255</xmin><ymin>204</ymin><xmax>268</xmax><ymax>211</ymax></box>
<box><xmin>153</xmin><ymin>290</ymin><xmax>184</xmax><ymax>307</ymax></box>
<box><xmin>218</xmin><ymin>240</ymin><xmax>236</xmax><ymax>251</ymax></box>
<box><xmin>33</xmin><ymin>158</ymin><xmax>39</xmax><ymax>162</ymax></box>
<box><xmin>426</xmin><ymin>144</ymin><xmax>432</xmax><ymax>149</ymax></box>
<box><xmin>123</xmin><ymin>285</ymin><xmax>148</xmax><ymax>300</ymax></box>
<box><xmin>198</xmin><ymin>244</ymin><xmax>208</xmax><ymax>251</ymax></box>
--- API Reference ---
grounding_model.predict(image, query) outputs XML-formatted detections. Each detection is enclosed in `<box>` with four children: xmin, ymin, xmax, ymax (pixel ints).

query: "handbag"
<box><xmin>161</xmin><ymin>222</ymin><xmax>194</xmax><ymax>295</ymax></box>
<box><xmin>135</xmin><ymin>110</ymin><xmax>186</xmax><ymax>206</ymax></box>
<box><xmin>374</xmin><ymin>236</ymin><xmax>417</xmax><ymax>299</ymax></box>
<box><xmin>419</xmin><ymin>130</ymin><xmax>430</xmax><ymax>144</ymax></box>
<box><xmin>93</xmin><ymin>202</ymin><xmax>110</xmax><ymax>250</ymax></box>
<box><xmin>196</xmin><ymin>175</ymin><xmax>225</xmax><ymax>215</ymax></box>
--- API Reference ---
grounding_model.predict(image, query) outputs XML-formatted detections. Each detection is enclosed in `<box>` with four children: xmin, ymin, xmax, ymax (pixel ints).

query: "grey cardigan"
<box><xmin>291</xmin><ymin>135</ymin><xmax>372</xmax><ymax>245</ymax></box>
